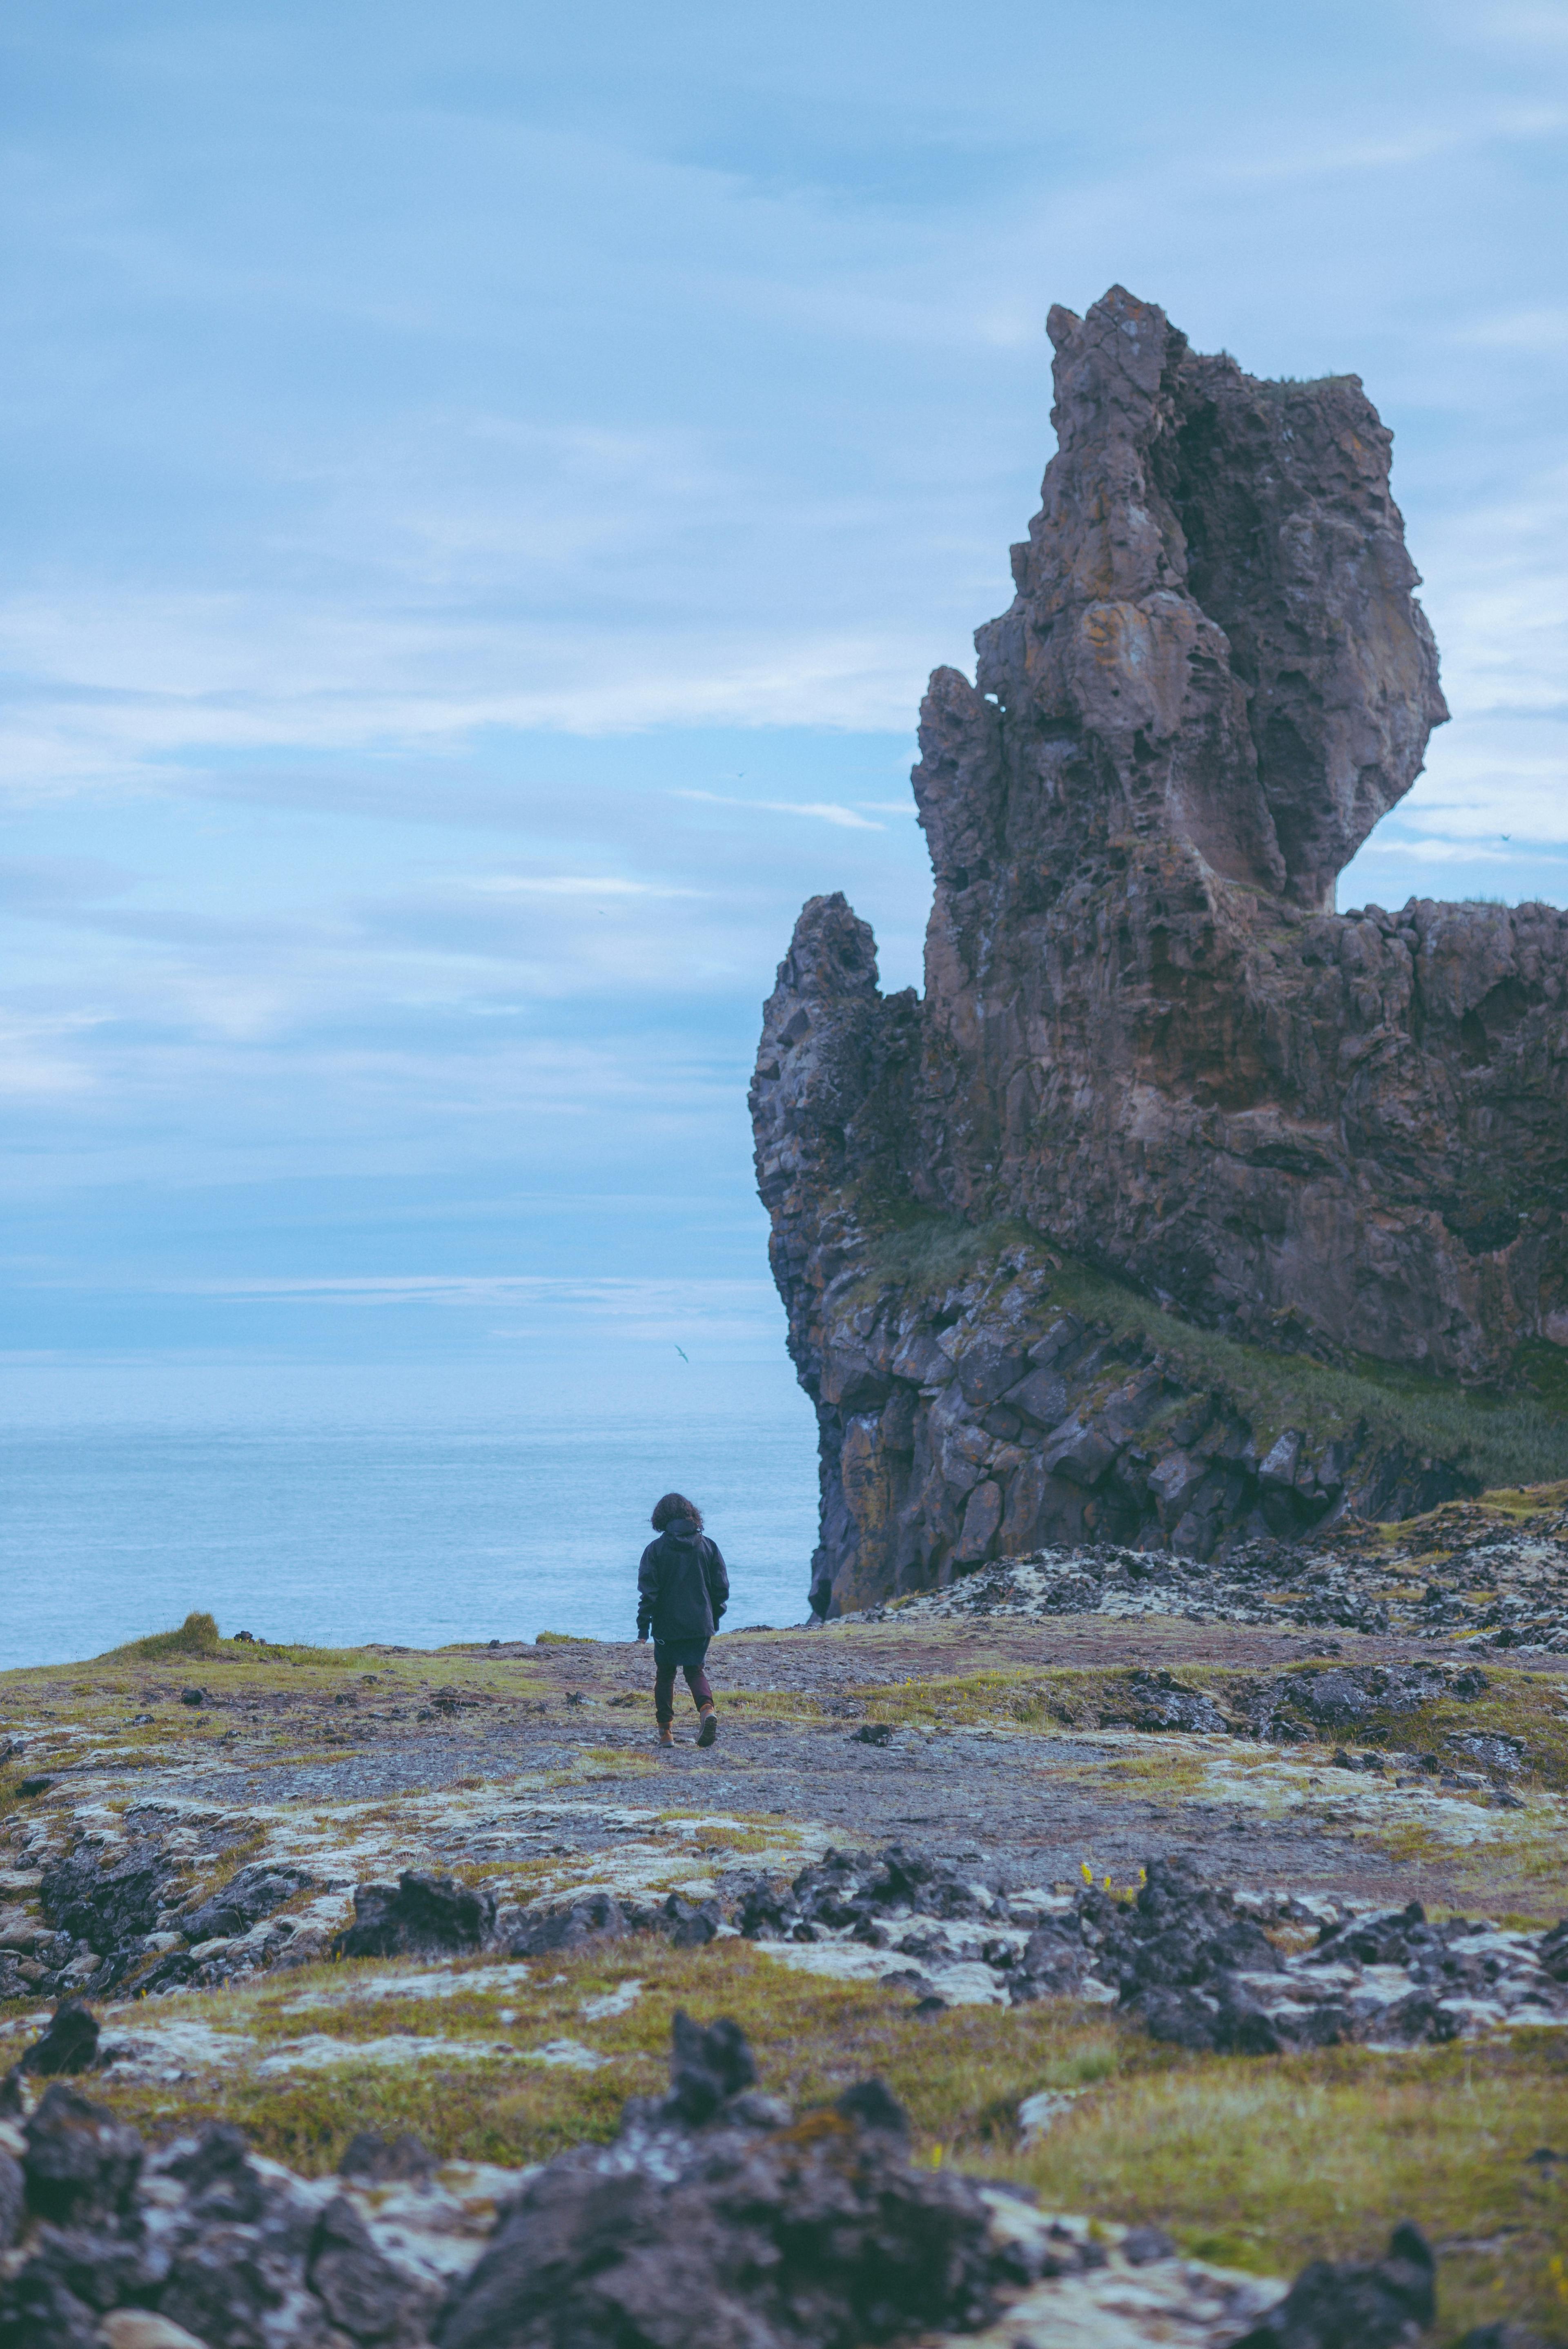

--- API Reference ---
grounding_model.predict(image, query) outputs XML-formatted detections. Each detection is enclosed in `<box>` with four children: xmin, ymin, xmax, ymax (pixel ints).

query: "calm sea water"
<box><xmin>0</xmin><ymin>1358</ymin><xmax>821</xmax><ymax>1670</ymax></box>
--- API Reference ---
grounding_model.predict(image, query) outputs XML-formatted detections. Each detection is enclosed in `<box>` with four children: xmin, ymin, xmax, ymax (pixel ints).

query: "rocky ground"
<box><xmin>850</xmin><ymin>1494</ymin><xmax>1568</xmax><ymax>1652</ymax></box>
<box><xmin>4</xmin><ymin>1520</ymin><xmax>1568</xmax><ymax>2341</ymax></box>
<box><xmin>0</xmin><ymin>2012</ymin><xmax>1445</xmax><ymax>2349</ymax></box>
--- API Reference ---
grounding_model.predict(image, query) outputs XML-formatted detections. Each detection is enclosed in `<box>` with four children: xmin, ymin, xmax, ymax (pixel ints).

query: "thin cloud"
<box><xmin>469</xmin><ymin>874</ymin><xmax>701</xmax><ymax>898</ymax></box>
<box><xmin>675</xmin><ymin>787</ymin><xmax>884</xmax><ymax>831</ymax></box>
<box><xmin>1364</xmin><ymin>837</ymin><xmax>1520</xmax><ymax>863</ymax></box>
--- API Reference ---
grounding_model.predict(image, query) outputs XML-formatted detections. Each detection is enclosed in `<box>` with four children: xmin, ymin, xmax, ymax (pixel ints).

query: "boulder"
<box><xmin>436</xmin><ymin>2016</ymin><xmax>999</xmax><ymax>2349</ymax></box>
<box><xmin>334</xmin><ymin>1871</ymin><xmax>496</xmax><ymax>1959</ymax></box>
<box><xmin>19</xmin><ymin>2000</ymin><xmax>100</xmax><ymax>2077</ymax></box>
<box><xmin>1231</xmin><ymin>2222</ymin><xmax>1435</xmax><ymax>2348</ymax></box>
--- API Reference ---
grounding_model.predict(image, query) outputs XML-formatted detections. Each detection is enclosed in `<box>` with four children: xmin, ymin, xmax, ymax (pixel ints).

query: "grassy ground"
<box><xmin>0</xmin><ymin>1629</ymin><xmax>559</xmax><ymax>1815</ymax></box>
<box><xmin>71</xmin><ymin>1933</ymin><xmax>1568</xmax><ymax>2342</ymax></box>
<box><xmin>855</xmin><ymin>1201</ymin><xmax>1568</xmax><ymax>1492</ymax></box>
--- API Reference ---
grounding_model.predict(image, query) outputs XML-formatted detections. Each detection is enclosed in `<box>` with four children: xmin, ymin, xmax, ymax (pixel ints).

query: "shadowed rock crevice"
<box><xmin>751</xmin><ymin>286</ymin><xmax>1568</xmax><ymax>1611</ymax></box>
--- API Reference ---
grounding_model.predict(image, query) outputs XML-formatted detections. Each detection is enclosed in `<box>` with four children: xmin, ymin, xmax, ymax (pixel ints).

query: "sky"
<box><xmin>3</xmin><ymin>0</ymin><xmax>1567</xmax><ymax>1383</ymax></box>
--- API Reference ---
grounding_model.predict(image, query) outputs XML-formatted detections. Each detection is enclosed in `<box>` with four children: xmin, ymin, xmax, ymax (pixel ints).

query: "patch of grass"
<box><xmin>1014</xmin><ymin>2034</ymin><xmax>1568</xmax><ymax>2341</ymax></box>
<box><xmin>87</xmin><ymin>1937</ymin><xmax>1160</xmax><ymax>2173</ymax></box>
<box><xmin>854</xmin><ymin>1203</ymin><xmax>1568</xmax><ymax>1495</ymax></box>
<box><xmin>581</xmin><ymin>1747</ymin><xmax>658</xmax><ymax>1776</ymax></box>
<box><xmin>717</xmin><ymin>1688</ymin><xmax>826</xmax><ymax>1725</ymax></box>
<box><xmin>101</xmin><ymin>1611</ymin><xmax>221</xmax><ymax>1664</ymax></box>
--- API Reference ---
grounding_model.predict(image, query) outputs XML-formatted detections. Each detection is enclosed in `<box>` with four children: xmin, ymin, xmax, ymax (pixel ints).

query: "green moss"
<box><xmin>854</xmin><ymin>1203</ymin><xmax>1568</xmax><ymax>1495</ymax></box>
<box><xmin>1516</xmin><ymin>1340</ymin><xmax>1568</xmax><ymax>1422</ymax></box>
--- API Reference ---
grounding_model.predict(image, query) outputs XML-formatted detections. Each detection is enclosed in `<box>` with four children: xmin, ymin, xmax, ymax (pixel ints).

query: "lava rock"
<box><xmin>1231</xmin><ymin>2221</ymin><xmax>1434</xmax><ymax>2347</ymax></box>
<box><xmin>161</xmin><ymin>2123</ymin><xmax>269</xmax><ymax>2224</ymax></box>
<box><xmin>335</xmin><ymin>1871</ymin><xmax>497</xmax><ymax>1959</ymax></box>
<box><xmin>19</xmin><ymin>2000</ymin><xmax>100</xmax><ymax>2077</ymax></box>
<box><xmin>508</xmin><ymin>1891</ymin><xmax>627</xmax><ymax>1957</ymax></box>
<box><xmin>22</xmin><ymin>2084</ymin><xmax>141</xmax><ymax>2225</ymax></box>
<box><xmin>666</xmin><ymin>2010</ymin><xmax>757</xmax><ymax>2124</ymax></box>
<box><xmin>436</xmin><ymin>2015</ymin><xmax>1000</xmax><ymax>2349</ymax></box>
<box><xmin>40</xmin><ymin>1841</ymin><xmax>174</xmax><ymax>1959</ymax></box>
<box><xmin>310</xmin><ymin>2191</ymin><xmax>436</xmax><ymax>2340</ymax></box>
<box><xmin>1312</xmin><ymin>1901</ymin><xmax>1428</xmax><ymax>1968</ymax></box>
<box><xmin>0</xmin><ymin>2264</ymin><xmax>106</xmax><ymax>2348</ymax></box>
<box><xmin>1115</xmin><ymin>1671</ymin><xmax>1227</xmax><ymax>1734</ymax></box>
<box><xmin>655</xmin><ymin>1894</ymin><xmax>721</xmax><ymax>1948</ymax></box>
<box><xmin>180</xmin><ymin>1863</ymin><xmax>314</xmax><ymax>1944</ymax></box>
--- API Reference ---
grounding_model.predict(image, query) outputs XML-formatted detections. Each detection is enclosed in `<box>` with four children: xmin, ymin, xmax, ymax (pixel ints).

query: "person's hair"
<box><xmin>651</xmin><ymin>1491</ymin><xmax>702</xmax><ymax>1532</ymax></box>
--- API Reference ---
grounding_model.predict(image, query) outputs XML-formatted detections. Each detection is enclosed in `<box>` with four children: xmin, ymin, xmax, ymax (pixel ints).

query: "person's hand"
<box><xmin>637</xmin><ymin>1630</ymin><xmax>648</xmax><ymax>1643</ymax></box>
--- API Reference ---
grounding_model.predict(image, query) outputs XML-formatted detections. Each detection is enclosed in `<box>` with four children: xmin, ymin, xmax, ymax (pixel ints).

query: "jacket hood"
<box><xmin>661</xmin><ymin>1518</ymin><xmax>700</xmax><ymax>1542</ymax></box>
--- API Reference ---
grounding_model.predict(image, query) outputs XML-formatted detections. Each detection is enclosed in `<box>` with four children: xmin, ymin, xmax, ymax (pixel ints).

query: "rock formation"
<box><xmin>752</xmin><ymin>286</ymin><xmax>1568</xmax><ymax>1611</ymax></box>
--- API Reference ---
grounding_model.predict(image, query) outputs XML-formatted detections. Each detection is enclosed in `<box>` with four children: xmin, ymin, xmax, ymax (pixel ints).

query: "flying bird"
<box><xmin>674</xmin><ymin>1344</ymin><xmax>689</xmax><ymax>1363</ymax></box>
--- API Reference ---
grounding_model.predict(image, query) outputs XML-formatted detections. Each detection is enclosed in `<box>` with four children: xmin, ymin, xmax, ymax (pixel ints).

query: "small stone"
<box><xmin>339</xmin><ymin>2128</ymin><xmax>437</xmax><ymax>2184</ymax></box>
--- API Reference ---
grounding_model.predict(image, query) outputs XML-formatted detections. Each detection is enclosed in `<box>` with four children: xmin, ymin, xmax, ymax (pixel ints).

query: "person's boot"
<box><xmin>658</xmin><ymin>1723</ymin><xmax>675</xmax><ymax>1747</ymax></box>
<box><xmin>696</xmin><ymin>1706</ymin><xmax>717</xmax><ymax>1748</ymax></box>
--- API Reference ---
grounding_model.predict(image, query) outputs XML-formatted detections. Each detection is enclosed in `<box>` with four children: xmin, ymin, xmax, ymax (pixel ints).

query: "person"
<box><xmin>636</xmin><ymin>1491</ymin><xmax>728</xmax><ymax>1748</ymax></box>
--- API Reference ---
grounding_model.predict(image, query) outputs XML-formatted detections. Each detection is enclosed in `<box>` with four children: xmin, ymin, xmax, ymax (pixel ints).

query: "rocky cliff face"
<box><xmin>751</xmin><ymin>287</ymin><xmax>1568</xmax><ymax>1614</ymax></box>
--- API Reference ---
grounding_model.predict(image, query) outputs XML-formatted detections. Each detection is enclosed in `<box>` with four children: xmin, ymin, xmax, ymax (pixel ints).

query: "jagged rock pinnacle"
<box><xmin>751</xmin><ymin>290</ymin><xmax>1568</xmax><ymax>1614</ymax></box>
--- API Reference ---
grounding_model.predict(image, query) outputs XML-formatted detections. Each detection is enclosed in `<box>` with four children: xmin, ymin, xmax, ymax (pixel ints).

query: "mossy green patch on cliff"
<box><xmin>855</xmin><ymin>1202</ymin><xmax>1568</xmax><ymax>1494</ymax></box>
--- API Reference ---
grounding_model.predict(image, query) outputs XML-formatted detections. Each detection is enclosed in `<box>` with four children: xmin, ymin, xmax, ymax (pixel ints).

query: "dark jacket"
<box><xmin>637</xmin><ymin>1518</ymin><xmax>728</xmax><ymax>1644</ymax></box>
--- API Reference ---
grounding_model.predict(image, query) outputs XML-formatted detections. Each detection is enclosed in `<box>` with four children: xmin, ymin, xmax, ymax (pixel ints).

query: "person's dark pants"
<box><xmin>653</xmin><ymin>1637</ymin><xmax>713</xmax><ymax>1725</ymax></box>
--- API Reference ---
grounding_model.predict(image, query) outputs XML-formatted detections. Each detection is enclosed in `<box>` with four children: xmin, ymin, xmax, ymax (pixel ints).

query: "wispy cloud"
<box><xmin>470</xmin><ymin>874</ymin><xmax>700</xmax><ymax>898</ymax></box>
<box><xmin>675</xmin><ymin>787</ymin><xmax>885</xmax><ymax>830</ymax></box>
<box><xmin>1363</xmin><ymin>836</ymin><xmax>1524</xmax><ymax>863</ymax></box>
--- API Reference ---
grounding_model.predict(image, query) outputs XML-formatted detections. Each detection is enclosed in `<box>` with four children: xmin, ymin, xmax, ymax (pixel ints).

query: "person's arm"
<box><xmin>637</xmin><ymin>1543</ymin><xmax>658</xmax><ymax>1641</ymax></box>
<box><xmin>704</xmin><ymin>1538</ymin><xmax>729</xmax><ymax>1625</ymax></box>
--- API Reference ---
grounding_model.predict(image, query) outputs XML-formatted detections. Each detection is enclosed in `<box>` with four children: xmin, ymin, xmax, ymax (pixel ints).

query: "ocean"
<box><xmin>0</xmin><ymin>1357</ymin><xmax>821</xmax><ymax>1670</ymax></box>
